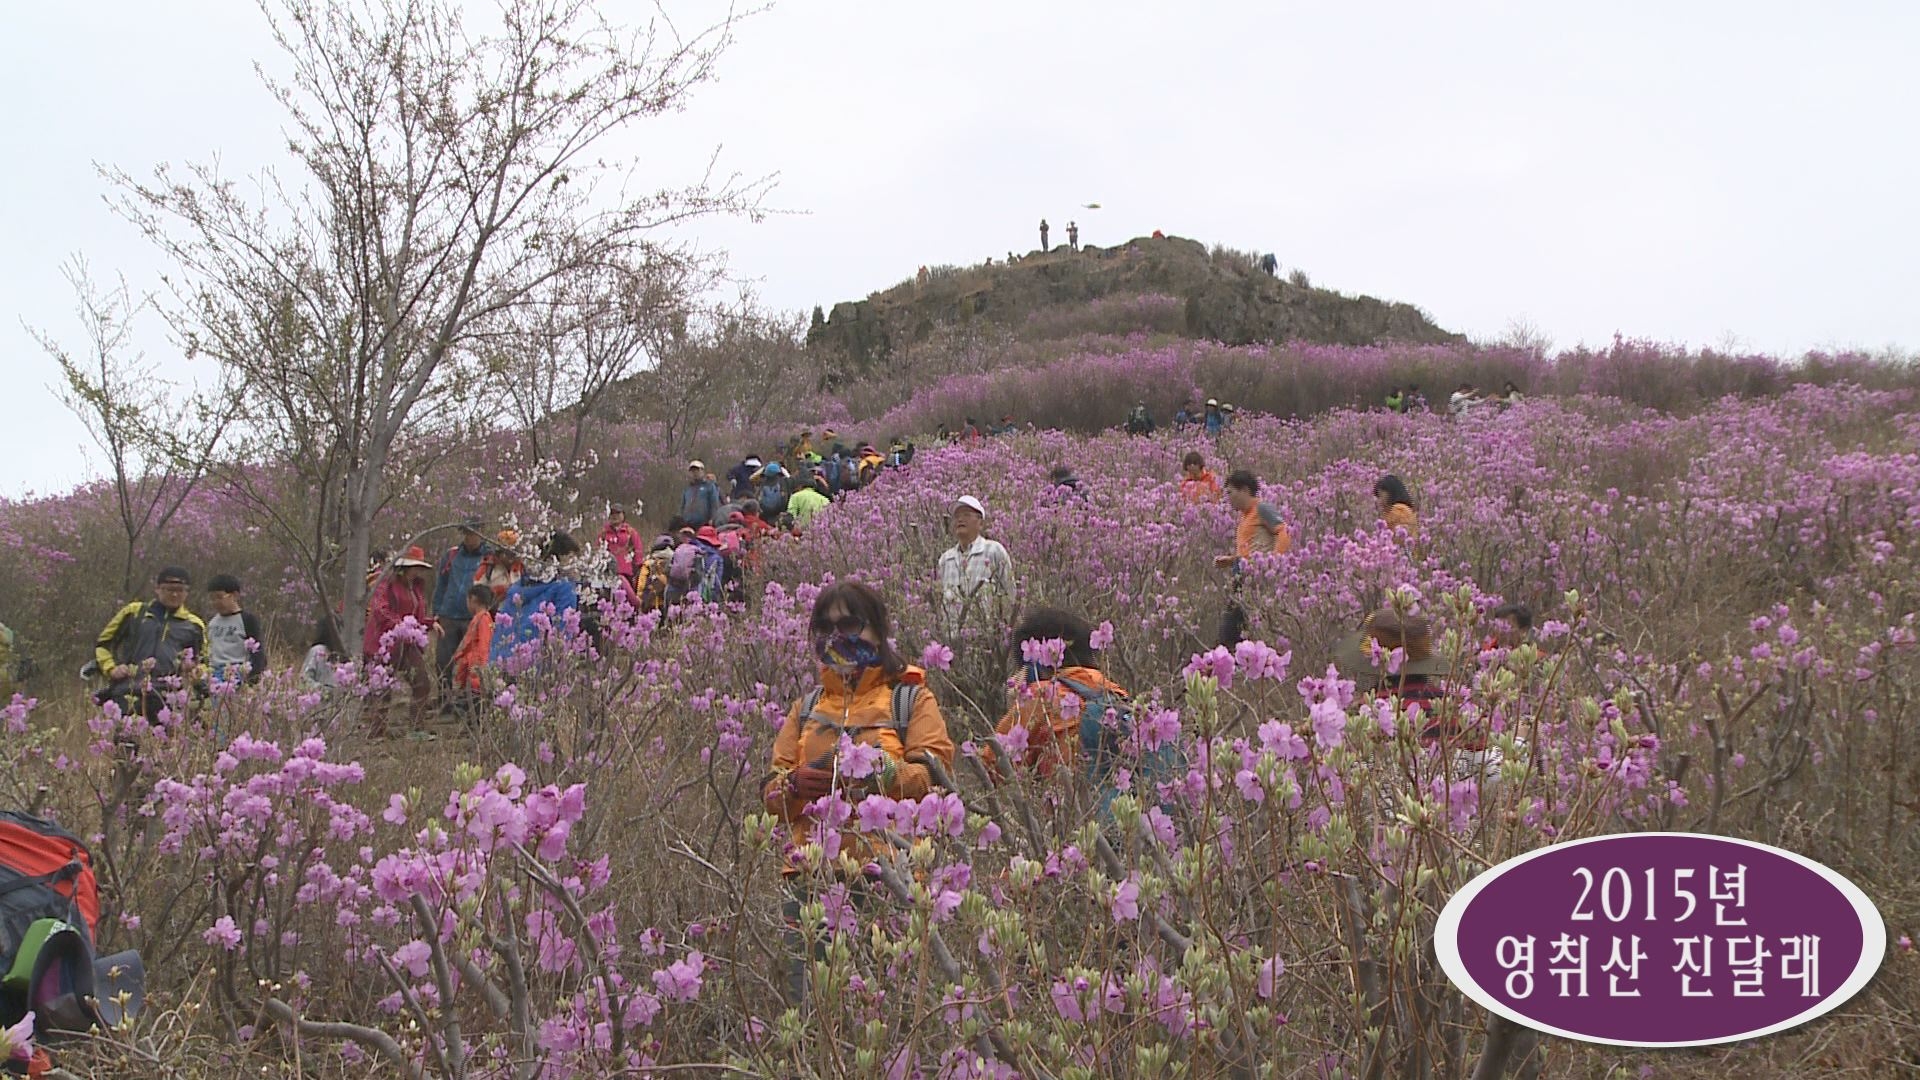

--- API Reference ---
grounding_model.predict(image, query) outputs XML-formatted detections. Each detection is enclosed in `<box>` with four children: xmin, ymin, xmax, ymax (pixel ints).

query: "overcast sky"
<box><xmin>4</xmin><ymin>1</ymin><xmax>1917</xmax><ymax>498</ymax></box>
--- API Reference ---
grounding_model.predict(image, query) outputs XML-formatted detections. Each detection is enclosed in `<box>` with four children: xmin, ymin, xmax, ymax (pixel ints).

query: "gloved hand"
<box><xmin>788</xmin><ymin>766</ymin><xmax>834</xmax><ymax>801</ymax></box>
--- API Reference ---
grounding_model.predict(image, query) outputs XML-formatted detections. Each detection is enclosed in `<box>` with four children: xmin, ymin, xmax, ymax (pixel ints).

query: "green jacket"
<box><xmin>787</xmin><ymin>487</ymin><xmax>831</xmax><ymax>526</ymax></box>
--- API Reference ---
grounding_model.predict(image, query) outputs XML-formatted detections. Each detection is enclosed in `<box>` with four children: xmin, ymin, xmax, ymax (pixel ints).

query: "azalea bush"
<box><xmin>4</xmin><ymin>379</ymin><xmax>1919</xmax><ymax>1076</ymax></box>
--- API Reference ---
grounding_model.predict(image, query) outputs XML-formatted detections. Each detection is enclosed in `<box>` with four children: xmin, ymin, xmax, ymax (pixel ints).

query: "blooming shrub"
<box><xmin>5</xmin><ymin>379</ymin><xmax>1920</xmax><ymax>1076</ymax></box>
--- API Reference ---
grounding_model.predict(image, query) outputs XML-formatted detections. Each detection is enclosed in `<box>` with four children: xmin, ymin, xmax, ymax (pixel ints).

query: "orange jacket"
<box><xmin>453</xmin><ymin>610</ymin><xmax>494</xmax><ymax>691</ymax></box>
<box><xmin>1180</xmin><ymin>470</ymin><xmax>1221</xmax><ymax>504</ymax></box>
<box><xmin>1235</xmin><ymin>503</ymin><xmax>1292</xmax><ymax>559</ymax></box>
<box><xmin>1382</xmin><ymin>503</ymin><xmax>1418</xmax><ymax>534</ymax></box>
<box><xmin>763</xmin><ymin>665</ymin><xmax>954</xmax><ymax>856</ymax></box>
<box><xmin>984</xmin><ymin>666</ymin><xmax>1127</xmax><ymax>778</ymax></box>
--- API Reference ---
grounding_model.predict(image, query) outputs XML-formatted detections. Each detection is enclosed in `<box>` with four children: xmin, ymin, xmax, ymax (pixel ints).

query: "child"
<box><xmin>301</xmin><ymin>617</ymin><xmax>341</xmax><ymax>689</ymax></box>
<box><xmin>451</xmin><ymin>584</ymin><xmax>496</xmax><ymax>711</ymax></box>
<box><xmin>205</xmin><ymin>574</ymin><xmax>268</xmax><ymax>686</ymax></box>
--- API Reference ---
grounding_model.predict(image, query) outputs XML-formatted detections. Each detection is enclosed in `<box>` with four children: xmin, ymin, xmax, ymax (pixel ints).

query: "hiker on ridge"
<box><xmin>1039</xmin><ymin>219</ymin><xmax>1050</xmax><ymax>252</ymax></box>
<box><xmin>1068</xmin><ymin>221</ymin><xmax>1080</xmax><ymax>251</ymax></box>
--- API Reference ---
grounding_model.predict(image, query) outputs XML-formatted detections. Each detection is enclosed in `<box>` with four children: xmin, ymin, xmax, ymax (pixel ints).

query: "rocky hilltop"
<box><xmin>806</xmin><ymin>233</ymin><xmax>1461</xmax><ymax>369</ymax></box>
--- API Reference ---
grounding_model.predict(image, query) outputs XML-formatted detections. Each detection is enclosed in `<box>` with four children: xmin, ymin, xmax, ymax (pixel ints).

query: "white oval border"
<box><xmin>1434</xmin><ymin>831</ymin><xmax>1887</xmax><ymax>1048</ymax></box>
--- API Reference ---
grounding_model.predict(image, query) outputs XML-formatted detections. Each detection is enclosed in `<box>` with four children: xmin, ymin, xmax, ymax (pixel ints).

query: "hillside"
<box><xmin>805</xmin><ymin>233</ymin><xmax>1462</xmax><ymax>369</ymax></box>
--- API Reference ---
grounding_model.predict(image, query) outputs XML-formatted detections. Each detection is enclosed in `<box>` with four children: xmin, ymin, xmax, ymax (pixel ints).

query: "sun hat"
<box><xmin>393</xmin><ymin>546</ymin><xmax>432</xmax><ymax>568</ymax></box>
<box><xmin>954</xmin><ymin>495</ymin><xmax>987</xmax><ymax>520</ymax></box>
<box><xmin>696</xmin><ymin>526</ymin><xmax>722</xmax><ymax>546</ymax></box>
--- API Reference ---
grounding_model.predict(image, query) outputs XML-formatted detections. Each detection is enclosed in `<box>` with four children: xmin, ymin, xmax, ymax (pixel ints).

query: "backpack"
<box><xmin>857</xmin><ymin>459</ymin><xmax>880</xmax><ymax>487</ymax></box>
<box><xmin>821</xmin><ymin>457</ymin><xmax>843</xmax><ymax>492</ymax></box>
<box><xmin>667</xmin><ymin>544</ymin><xmax>702</xmax><ymax>588</ymax></box>
<box><xmin>759</xmin><ymin>484</ymin><xmax>788</xmax><ymax>516</ymax></box>
<box><xmin>1058</xmin><ymin>677</ymin><xmax>1185</xmax><ymax>823</ymax></box>
<box><xmin>794</xmin><ymin>684</ymin><xmax>933</xmax><ymax>785</ymax></box>
<box><xmin>0</xmin><ymin>811</ymin><xmax>142</xmax><ymax>1034</ymax></box>
<box><xmin>694</xmin><ymin>548</ymin><xmax>728</xmax><ymax>605</ymax></box>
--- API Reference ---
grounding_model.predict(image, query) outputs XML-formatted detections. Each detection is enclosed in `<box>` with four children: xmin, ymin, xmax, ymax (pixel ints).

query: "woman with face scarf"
<box><xmin>762</xmin><ymin>581</ymin><xmax>955</xmax><ymax>1005</ymax></box>
<box><xmin>764</xmin><ymin>582</ymin><xmax>954</xmax><ymax>830</ymax></box>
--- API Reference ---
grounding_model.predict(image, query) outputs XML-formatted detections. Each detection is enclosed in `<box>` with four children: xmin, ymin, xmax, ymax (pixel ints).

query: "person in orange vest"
<box><xmin>1374</xmin><ymin>474</ymin><xmax>1418</xmax><ymax>535</ymax></box>
<box><xmin>981</xmin><ymin>607</ymin><xmax>1126</xmax><ymax>779</ymax></box>
<box><xmin>762</xmin><ymin>581</ymin><xmax>954</xmax><ymax>1004</ymax></box>
<box><xmin>1179</xmin><ymin>451</ymin><xmax>1220</xmax><ymax>503</ymax></box>
<box><xmin>1214</xmin><ymin>470</ymin><xmax>1291</xmax><ymax>647</ymax></box>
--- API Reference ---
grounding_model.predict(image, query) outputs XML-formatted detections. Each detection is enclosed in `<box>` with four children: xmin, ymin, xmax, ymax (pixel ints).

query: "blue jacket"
<box><xmin>490</xmin><ymin>578</ymin><xmax>581</xmax><ymax>664</ymax></box>
<box><xmin>1204</xmin><ymin>411</ymin><xmax>1225</xmax><ymax>437</ymax></box>
<box><xmin>434</xmin><ymin>544</ymin><xmax>489</xmax><ymax>620</ymax></box>
<box><xmin>679</xmin><ymin>479</ymin><xmax>722</xmax><ymax>527</ymax></box>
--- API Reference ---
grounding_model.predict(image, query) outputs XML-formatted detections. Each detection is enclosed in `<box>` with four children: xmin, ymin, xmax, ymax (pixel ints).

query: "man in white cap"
<box><xmin>680</xmin><ymin>460</ymin><xmax>722</xmax><ymax>528</ymax></box>
<box><xmin>1204</xmin><ymin>398</ymin><xmax>1226</xmax><ymax>439</ymax></box>
<box><xmin>938</xmin><ymin>495</ymin><xmax>1016</xmax><ymax>631</ymax></box>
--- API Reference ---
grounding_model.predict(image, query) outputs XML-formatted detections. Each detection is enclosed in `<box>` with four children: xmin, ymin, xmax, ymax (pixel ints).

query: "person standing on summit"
<box><xmin>1039</xmin><ymin>219</ymin><xmax>1050</xmax><ymax>252</ymax></box>
<box><xmin>1067</xmin><ymin>221</ymin><xmax>1080</xmax><ymax>252</ymax></box>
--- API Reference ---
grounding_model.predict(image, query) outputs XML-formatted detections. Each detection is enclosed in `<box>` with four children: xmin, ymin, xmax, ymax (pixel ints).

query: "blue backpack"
<box><xmin>758</xmin><ymin>483</ymin><xmax>788</xmax><ymax>516</ymax></box>
<box><xmin>1059</xmin><ymin>677</ymin><xmax>1186</xmax><ymax>823</ymax></box>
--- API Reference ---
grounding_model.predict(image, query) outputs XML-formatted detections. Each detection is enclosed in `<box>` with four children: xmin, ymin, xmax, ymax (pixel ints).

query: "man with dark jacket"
<box><xmin>725</xmin><ymin>456</ymin><xmax>762</xmax><ymax>501</ymax></box>
<box><xmin>433</xmin><ymin>522</ymin><xmax>490</xmax><ymax>691</ymax></box>
<box><xmin>94</xmin><ymin>565</ymin><xmax>208</xmax><ymax>721</ymax></box>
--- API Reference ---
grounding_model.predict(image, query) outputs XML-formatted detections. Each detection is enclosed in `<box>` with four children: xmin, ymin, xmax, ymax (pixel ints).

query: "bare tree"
<box><xmin>107</xmin><ymin>0</ymin><xmax>769</xmax><ymax>647</ymax></box>
<box><xmin>490</xmin><ymin>249</ymin><xmax>717</xmax><ymax>485</ymax></box>
<box><xmin>647</xmin><ymin>297</ymin><xmax>807</xmax><ymax>458</ymax></box>
<box><xmin>29</xmin><ymin>258</ymin><xmax>228</xmax><ymax>596</ymax></box>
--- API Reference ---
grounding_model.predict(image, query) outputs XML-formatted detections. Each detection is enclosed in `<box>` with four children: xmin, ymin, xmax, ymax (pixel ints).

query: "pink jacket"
<box><xmin>601</xmin><ymin>522</ymin><xmax>644</xmax><ymax>578</ymax></box>
<box><xmin>363</xmin><ymin>573</ymin><xmax>429</xmax><ymax>659</ymax></box>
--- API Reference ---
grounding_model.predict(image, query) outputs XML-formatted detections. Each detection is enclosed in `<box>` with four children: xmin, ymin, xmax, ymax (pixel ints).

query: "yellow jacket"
<box><xmin>763</xmin><ymin>665</ymin><xmax>954</xmax><ymax>855</ymax></box>
<box><xmin>95</xmin><ymin>600</ymin><xmax>208</xmax><ymax>681</ymax></box>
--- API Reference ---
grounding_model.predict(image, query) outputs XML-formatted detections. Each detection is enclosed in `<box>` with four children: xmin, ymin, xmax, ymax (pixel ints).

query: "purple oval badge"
<box><xmin>1436</xmin><ymin>833</ymin><xmax>1884</xmax><ymax>1047</ymax></box>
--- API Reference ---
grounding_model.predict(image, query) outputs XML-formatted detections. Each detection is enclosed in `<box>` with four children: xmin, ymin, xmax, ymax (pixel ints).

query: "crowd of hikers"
<box><xmin>78</xmin><ymin>382</ymin><xmax>1527</xmax><ymax>739</ymax></box>
<box><xmin>68</xmin><ymin>389</ymin><xmax>1540</xmax><ymax>1007</ymax></box>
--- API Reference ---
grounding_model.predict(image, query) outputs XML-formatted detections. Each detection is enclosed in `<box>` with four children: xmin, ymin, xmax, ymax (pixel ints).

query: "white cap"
<box><xmin>687</xmin><ymin>459</ymin><xmax>705</xmax><ymax>470</ymax></box>
<box><xmin>1206</xmin><ymin>398</ymin><xmax>1219</xmax><ymax>407</ymax></box>
<box><xmin>953</xmin><ymin>495</ymin><xmax>987</xmax><ymax>520</ymax></box>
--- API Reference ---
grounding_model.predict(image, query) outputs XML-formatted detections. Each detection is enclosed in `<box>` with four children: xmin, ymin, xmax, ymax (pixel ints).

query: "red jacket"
<box><xmin>601</xmin><ymin>522</ymin><xmax>644</xmax><ymax>579</ymax></box>
<box><xmin>363</xmin><ymin>573</ymin><xmax>429</xmax><ymax>659</ymax></box>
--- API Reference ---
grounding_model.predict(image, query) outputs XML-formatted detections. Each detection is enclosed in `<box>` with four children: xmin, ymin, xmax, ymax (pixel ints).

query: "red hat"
<box><xmin>696</xmin><ymin>526</ymin><xmax>721</xmax><ymax>546</ymax></box>
<box><xmin>393</xmin><ymin>545</ymin><xmax>432</xmax><ymax>568</ymax></box>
